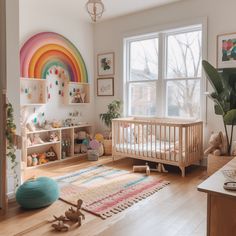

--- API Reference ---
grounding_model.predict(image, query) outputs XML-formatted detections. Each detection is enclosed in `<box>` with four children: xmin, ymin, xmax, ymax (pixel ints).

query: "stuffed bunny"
<box><xmin>204</xmin><ymin>131</ymin><xmax>228</xmax><ymax>156</ymax></box>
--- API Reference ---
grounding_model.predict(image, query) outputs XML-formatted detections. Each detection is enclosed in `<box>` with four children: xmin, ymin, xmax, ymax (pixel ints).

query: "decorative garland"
<box><xmin>6</xmin><ymin>102</ymin><xmax>19</xmax><ymax>189</ymax></box>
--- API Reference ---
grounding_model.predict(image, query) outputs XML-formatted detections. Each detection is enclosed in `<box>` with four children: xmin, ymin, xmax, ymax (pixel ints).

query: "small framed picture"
<box><xmin>97</xmin><ymin>52</ymin><xmax>115</xmax><ymax>76</ymax></box>
<box><xmin>217</xmin><ymin>32</ymin><xmax>236</xmax><ymax>68</ymax></box>
<box><xmin>97</xmin><ymin>78</ymin><xmax>114</xmax><ymax>96</ymax></box>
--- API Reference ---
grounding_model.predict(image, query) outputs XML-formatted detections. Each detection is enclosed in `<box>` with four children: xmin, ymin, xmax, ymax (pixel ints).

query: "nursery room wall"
<box><xmin>5</xmin><ymin>0</ymin><xmax>95</xmax><ymax>196</ymax></box>
<box><xmin>94</xmin><ymin>0</ymin><xmax>236</xmax><ymax>147</ymax></box>
<box><xmin>6</xmin><ymin>0</ymin><xmax>21</xmax><ymax>197</ymax></box>
<box><xmin>20</xmin><ymin>0</ymin><xmax>95</xmax><ymax>124</ymax></box>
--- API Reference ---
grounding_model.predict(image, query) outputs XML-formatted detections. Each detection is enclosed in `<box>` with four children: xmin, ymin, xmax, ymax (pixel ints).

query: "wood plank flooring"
<box><xmin>0</xmin><ymin>157</ymin><xmax>207</xmax><ymax>236</ymax></box>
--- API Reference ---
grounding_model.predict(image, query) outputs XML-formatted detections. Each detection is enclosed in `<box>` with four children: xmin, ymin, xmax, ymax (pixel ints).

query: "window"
<box><xmin>124</xmin><ymin>25</ymin><xmax>202</xmax><ymax>119</ymax></box>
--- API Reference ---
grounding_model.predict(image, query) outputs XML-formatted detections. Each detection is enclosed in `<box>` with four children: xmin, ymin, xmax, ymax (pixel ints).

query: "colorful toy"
<box><xmin>95</xmin><ymin>133</ymin><xmax>104</xmax><ymax>142</ymax></box>
<box><xmin>89</xmin><ymin>140</ymin><xmax>100</xmax><ymax>150</ymax></box>
<box><xmin>46</xmin><ymin>147</ymin><xmax>57</xmax><ymax>161</ymax></box>
<box><xmin>38</xmin><ymin>153</ymin><xmax>48</xmax><ymax>165</ymax></box>
<box><xmin>31</xmin><ymin>153</ymin><xmax>38</xmax><ymax>166</ymax></box>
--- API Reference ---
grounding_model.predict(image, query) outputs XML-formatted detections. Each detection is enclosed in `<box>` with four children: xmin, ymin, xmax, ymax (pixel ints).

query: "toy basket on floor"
<box><xmin>87</xmin><ymin>150</ymin><xmax>99</xmax><ymax>161</ymax></box>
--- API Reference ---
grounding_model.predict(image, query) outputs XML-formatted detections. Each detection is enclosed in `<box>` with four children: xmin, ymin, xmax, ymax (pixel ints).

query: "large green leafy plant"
<box><xmin>99</xmin><ymin>100</ymin><xmax>121</xmax><ymax>137</ymax></box>
<box><xmin>202</xmin><ymin>60</ymin><xmax>236</xmax><ymax>155</ymax></box>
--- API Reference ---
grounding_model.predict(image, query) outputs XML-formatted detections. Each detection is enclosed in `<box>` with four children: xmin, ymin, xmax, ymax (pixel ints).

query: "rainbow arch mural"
<box><xmin>20</xmin><ymin>32</ymin><xmax>88</xmax><ymax>83</ymax></box>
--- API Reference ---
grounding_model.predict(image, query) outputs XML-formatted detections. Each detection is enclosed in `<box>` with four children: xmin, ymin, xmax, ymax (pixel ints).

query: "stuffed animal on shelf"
<box><xmin>32</xmin><ymin>134</ymin><xmax>44</xmax><ymax>145</ymax></box>
<box><xmin>38</xmin><ymin>153</ymin><xmax>48</xmax><ymax>165</ymax></box>
<box><xmin>46</xmin><ymin>147</ymin><xmax>57</xmax><ymax>161</ymax></box>
<box><xmin>27</xmin><ymin>155</ymin><xmax>32</xmax><ymax>167</ymax></box>
<box><xmin>204</xmin><ymin>131</ymin><xmax>228</xmax><ymax>156</ymax></box>
<box><xmin>52</xmin><ymin>120</ymin><xmax>62</xmax><ymax>128</ymax></box>
<box><xmin>49</xmin><ymin>132</ymin><xmax>59</xmax><ymax>142</ymax></box>
<box><xmin>31</xmin><ymin>153</ymin><xmax>38</xmax><ymax>166</ymax></box>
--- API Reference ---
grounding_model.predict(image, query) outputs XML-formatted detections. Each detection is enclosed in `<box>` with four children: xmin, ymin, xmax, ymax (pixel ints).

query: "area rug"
<box><xmin>57</xmin><ymin>165</ymin><xmax>169</xmax><ymax>219</ymax></box>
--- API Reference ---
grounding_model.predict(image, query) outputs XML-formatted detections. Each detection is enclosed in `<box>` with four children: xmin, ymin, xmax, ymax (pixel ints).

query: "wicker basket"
<box><xmin>103</xmin><ymin>139</ymin><xmax>112</xmax><ymax>156</ymax></box>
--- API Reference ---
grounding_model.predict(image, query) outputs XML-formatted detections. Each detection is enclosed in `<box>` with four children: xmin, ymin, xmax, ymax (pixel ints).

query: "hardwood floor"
<box><xmin>0</xmin><ymin>157</ymin><xmax>207</xmax><ymax>236</ymax></box>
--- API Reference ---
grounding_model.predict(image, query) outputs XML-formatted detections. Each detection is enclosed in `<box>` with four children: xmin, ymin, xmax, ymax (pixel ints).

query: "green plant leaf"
<box><xmin>202</xmin><ymin>60</ymin><xmax>224</xmax><ymax>95</ymax></box>
<box><xmin>223</xmin><ymin>109</ymin><xmax>236</xmax><ymax>125</ymax></box>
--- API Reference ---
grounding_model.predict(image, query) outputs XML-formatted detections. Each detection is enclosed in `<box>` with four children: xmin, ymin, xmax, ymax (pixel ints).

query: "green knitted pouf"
<box><xmin>16</xmin><ymin>177</ymin><xmax>59</xmax><ymax>209</ymax></box>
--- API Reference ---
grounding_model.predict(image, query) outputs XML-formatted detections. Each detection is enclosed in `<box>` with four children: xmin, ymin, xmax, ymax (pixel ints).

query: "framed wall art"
<box><xmin>217</xmin><ymin>32</ymin><xmax>236</xmax><ymax>68</ymax></box>
<box><xmin>97</xmin><ymin>52</ymin><xmax>115</xmax><ymax>76</ymax></box>
<box><xmin>97</xmin><ymin>78</ymin><xmax>114</xmax><ymax>96</ymax></box>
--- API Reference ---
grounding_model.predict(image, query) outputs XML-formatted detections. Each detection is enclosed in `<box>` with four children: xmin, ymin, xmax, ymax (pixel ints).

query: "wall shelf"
<box><xmin>20</xmin><ymin>78</ymin><xmax>47</xmax><ymax>106</ymax></box>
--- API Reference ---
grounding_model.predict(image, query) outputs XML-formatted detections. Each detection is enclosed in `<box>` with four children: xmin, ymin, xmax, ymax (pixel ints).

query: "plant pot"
<box><xmin>103</xmin><ymin>139</ymin><xmax>112</xmax><ymax>156</ymax></box>
<box><xmin>207</xmin><ymin>154</ymin><xmax>234</xmax><ymax>176</ymax></box>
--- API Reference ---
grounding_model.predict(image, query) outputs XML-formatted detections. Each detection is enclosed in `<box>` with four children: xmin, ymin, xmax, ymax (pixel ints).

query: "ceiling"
<box><xmin>97</xmin><ymin>0</ymin><xmax>182</xmax><ymax>20</ymax></box>
<box><xmin>61</xmin><ymin>0</ymin><xmax>183</xmax><ymax>22</ymax></box>
<box><xmin>21</xmin><ymin>0</ymin><xmax>184</xmax><ymax>22</ymax></box>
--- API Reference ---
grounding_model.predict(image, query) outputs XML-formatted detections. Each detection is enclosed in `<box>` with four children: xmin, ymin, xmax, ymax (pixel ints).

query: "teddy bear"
<box><xmin>204</xmin><ymin>131</ymin><xmax>228</xmax><ymax>156</ymax></box>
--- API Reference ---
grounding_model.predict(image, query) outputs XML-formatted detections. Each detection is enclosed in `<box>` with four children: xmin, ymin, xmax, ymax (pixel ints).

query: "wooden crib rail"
<box><xmin>112</xmin><ymin>118</ymin><xmax>203</xmax><ymax>177</ymax></box>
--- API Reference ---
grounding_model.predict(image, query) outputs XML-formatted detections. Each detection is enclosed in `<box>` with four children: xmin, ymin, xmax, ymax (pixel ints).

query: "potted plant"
<box><xmin>99</xmin><ymin>100</ymin><xmax>121</xmax><ymax>155</ymax></box>
<box><xmin>202</xmin><ymin>60</ymin><xmax>236</xmax><ymax>174</ymax></box>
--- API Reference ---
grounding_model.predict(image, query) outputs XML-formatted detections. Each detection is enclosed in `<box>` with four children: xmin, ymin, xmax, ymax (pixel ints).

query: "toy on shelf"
<box><xmin>27</xmin><ymin>155</ymin><xmax>32</xmax><ymax>166</ymax></box>
<box><xmin>26</xmin><ymin>122</ymin><xmax>36</xmax><ymax>132</ymax></box>
<box><xmin>46</xmin><ymin>147</ymin><xmax>57</xmax><ymax>161</ymax></box>
<box><xmin>38</xmin><ymin>153</ymin><xmax>48</xmax><ymax>165</ymax></box>
<box><xmin>49</xmin><ymin>132</ymin><xmax>59</xmax><ymax>142</ymax></box>
<box><xmin>31</xmin><ymin>134</ymin><xmax>44</xmax><ymax>145</ymax></box>
<box><xmin>71</xmin><ymin>88</ymin><xmax>86</xmax><ymax>103</ymax></box>
<box><xmin>52</xmin><ymin>120</ymin><xmax>62</xmax><ymax>128</ymax></box>
<box><xmin>31</xmin><ymin>153</ymin><xmax>38</xmax><ymax>166</ymax></box>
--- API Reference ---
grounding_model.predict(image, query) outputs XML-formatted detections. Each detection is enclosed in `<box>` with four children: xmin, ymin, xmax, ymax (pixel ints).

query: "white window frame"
<box><xmin>124</xmin><ymin>22</ymin><xmax>206</xmax><ymax>120</ymax></box>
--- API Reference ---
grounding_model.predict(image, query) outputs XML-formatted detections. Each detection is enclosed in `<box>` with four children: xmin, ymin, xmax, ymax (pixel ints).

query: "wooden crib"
<box><xmin>112</xmin><ymin>117</ymin><xmax>203</xmax><ymax>177</ymax></box>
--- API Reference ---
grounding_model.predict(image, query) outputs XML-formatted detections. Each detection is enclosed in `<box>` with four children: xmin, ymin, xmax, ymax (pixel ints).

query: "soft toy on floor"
<box><xmin>204</xmin><ymin>131</ymin><xmax>228</xmax><ymax>156</ymax></box>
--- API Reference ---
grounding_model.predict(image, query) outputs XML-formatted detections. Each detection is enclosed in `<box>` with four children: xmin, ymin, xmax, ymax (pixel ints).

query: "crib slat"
<box><xmin>160</xmin><ymin>125</ymin><xmax>162</xmax><ymax>160</ymax></box>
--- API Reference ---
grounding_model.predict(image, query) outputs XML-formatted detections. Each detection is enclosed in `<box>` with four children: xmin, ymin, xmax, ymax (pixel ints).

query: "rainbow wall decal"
<box><xmin>20</xmin><ymin>32</ymin><xmax>88</xmax><ymax>83</ymax></box>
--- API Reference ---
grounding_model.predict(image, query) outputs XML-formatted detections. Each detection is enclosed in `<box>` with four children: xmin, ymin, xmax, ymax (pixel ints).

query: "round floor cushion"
<box><xmin>16</xmin><ymin>177</ymin><xmax>59</xmax><ymax>209</ymax></box>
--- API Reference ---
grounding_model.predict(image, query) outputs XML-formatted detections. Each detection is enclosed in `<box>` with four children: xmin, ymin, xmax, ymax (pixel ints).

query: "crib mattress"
<box><xmin>115</xmin><ymin>140</ymin><xmax>180</xmax><ymax>161</ymax></box>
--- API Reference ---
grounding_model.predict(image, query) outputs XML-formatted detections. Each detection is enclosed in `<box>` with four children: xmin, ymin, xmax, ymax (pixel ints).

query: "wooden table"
<box><xmin>198</xmin><ymin>157</ymin><xmax>236</xmax><ymax>236</ymax></box>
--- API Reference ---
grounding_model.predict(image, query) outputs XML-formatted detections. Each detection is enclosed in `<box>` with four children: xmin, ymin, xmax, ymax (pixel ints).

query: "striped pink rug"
<box><xmin>57</xmin><ymin>165</ymin><xmax>169</xmax><ymax>219</ymax></box>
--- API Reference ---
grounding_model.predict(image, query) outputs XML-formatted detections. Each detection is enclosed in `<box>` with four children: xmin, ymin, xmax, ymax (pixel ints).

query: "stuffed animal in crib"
<box><xmin>204</xmin><ymin>131</ymin><xmax>228</xmax><ymax>156</ymax></box>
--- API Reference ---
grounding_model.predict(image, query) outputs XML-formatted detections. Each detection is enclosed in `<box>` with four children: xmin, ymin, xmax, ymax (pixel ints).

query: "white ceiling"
<box><xmin>21</xmin><ymin>0</ymin><xmax>183</xmax><ymax>22</ymax></box>
<box><xmin>60</xmin><ymin>0</ymin><xmax>183</xmax><ymax>22</ymax></box>
<box><xmin>99</xmin><ymin>0</ymin><xmax>182</xmax><ymax>20</ymax></box>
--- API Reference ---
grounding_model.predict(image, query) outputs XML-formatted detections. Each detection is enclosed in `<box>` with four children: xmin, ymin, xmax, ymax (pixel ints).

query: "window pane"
<box><xmin>129</xmin><ymin>82</ymin><xmax>156</xmax><ymax>116</ymax></box>
<box><xmin>166</xmin><ymin>80</ymin><xmax>200</xmax><ymax>118</ymax></box>
<box><xmin>166</xmin><ymin>30</ymin><xmax>202</xmax><ymax>78</ymax></box>
<box><xmin>130</xmin><ymin>38</ymin><xmax>158</xmax><ymax>81</ymax></box>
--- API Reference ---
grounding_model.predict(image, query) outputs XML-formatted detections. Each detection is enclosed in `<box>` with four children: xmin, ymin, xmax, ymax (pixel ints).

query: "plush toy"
<box><xmin>38</xmin><ymin>153</ymin><xmax>48</xmax><ymax>165</ymax></box>
<box><xmin>27</xmin><ymin>155</ymin><xmax>32</xmax><ymax>167</ymax></box>
<box><xmin>31</xmin><ymin>153</ymin><xmax>38</xmax><ymax>166</ymax></box>
<box><xmin>204</xmin><ymin>131</ymin><xmax>228</xmax><ymax>156</ymax></box>
<box><xmin>49</xmin><ymin>132</ymin><xmax>59</xmax><ymax>142</ymax></box>
<box><xmin>32</xmin><ymin>134</ymin><xmax>44</xmax><ymax>145</ymax></box>
<box><xmin>46</xmin><ymin>147</ymin><xmax>57</xmax><ymax>161</ymax></box>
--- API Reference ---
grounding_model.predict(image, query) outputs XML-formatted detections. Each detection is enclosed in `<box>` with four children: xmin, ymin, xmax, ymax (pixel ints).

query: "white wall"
<box><xmin>19</xmin><ymin>0</ymin><xmax>95</xmax><ymax>125</ymax></box>
<box><xmin>94</xmin><ymin>0</ymin><xmax>236</xmax><ymax>145</ymax></box>
<box><xmin>4</xmin><ymin>0</ymin><xmax>95</xmax><ymax>195</ymax></box>
<box><xmin>6</xmin><ymin>0</ymin><xmax>21</xmax><ymax>196</ymax></box>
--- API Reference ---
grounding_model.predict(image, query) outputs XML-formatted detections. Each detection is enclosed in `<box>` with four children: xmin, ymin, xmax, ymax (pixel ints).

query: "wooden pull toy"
<box><xmin>133</xmin><ymin>163</ymin><xmax>150</xmax><ymax>176</ymax></box>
